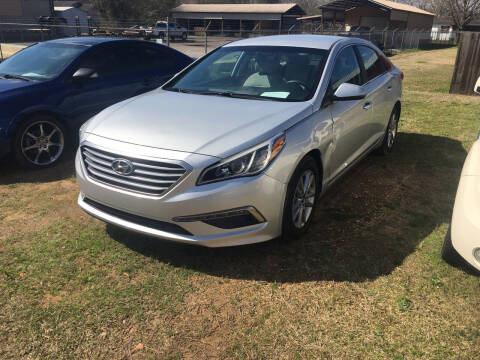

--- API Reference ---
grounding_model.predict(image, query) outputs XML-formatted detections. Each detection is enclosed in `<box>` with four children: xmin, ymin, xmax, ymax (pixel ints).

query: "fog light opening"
<box><xmin>173</xmin><ymin>207</ymin><xmax>266</xmax><ymax>229</ymax></box>
<box><xmin>474</xmin><ymin>248</ymin><xmax>480</xmax><ymax>263</ymax></box>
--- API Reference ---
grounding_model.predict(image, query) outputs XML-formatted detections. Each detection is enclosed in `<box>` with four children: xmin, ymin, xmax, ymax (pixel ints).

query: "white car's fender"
<box><xmin>450</xmin><ymin>137</ymin><xmax>480</xmax><ymax>271</ymax></box>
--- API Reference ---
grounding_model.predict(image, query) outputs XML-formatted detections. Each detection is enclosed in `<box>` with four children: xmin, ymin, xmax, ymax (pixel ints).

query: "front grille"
<box><xmin>83</xmin><ymin>198</ymin><xmax>192</xmax><ymax>235</ymax></box>
<box><xmin>81</xmin><ymin>145</ymin><xmax>188</xmax><ymax>196</ymax></box>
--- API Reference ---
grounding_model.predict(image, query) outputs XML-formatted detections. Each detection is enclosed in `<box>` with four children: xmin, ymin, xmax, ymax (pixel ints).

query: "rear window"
<box><xmin>356</xmin><ymin>45</ymin><xmax>385</xmax><ymax>82</ymax></box>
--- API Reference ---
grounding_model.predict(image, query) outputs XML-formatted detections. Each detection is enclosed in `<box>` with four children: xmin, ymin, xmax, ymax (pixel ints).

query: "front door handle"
<box><xmin>386</xmin><ymin>85</ymin><xmax>393</xmax><ymax>91</ymax></box>
<box><xmin>363</xmin><ymin>102</ymin><xmax>372</xmax><ymax>110</ymax></box>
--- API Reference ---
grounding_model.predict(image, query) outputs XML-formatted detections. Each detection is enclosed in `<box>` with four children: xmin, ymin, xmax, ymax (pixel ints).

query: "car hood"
<box><xmin>0</xmin><ymin>78</ymin><xmax>36</xmax><ymax>92</ymax></box>
<box><xmin>86</xmin><ymin>89</ymin><xmax>313</xmax><ymax>158</ymax></box>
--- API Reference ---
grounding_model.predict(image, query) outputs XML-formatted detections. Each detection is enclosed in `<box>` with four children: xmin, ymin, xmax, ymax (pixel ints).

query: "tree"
<box><xmin>442</xmin><ymin>0</ymin><xmax>480</xmax><ymax>29</ymax></box>
<box><xmin>92</xmin><ymin>0</ymin><xmax>176</xmax><ymax>23</ymax></box>
<box><xmin>403</xmin><ymin>0</ymin><xmax>480</xmax><ymax>29</ymax></box>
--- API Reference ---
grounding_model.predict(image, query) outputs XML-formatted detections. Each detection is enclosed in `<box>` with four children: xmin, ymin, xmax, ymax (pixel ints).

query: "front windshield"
<box><xmin>0</xmin><ymin>42</ymin><xmax>85</xmax><ymax>81</ymax></box>
<box><xmin>165</xmin><ymin>46</ymin><xmax>329</xmax><ymax>102</ymax></box>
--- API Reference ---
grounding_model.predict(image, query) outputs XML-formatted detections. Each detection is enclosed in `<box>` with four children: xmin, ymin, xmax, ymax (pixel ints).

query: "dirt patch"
<box><xmin>39</xmin><ymin>292</ymin><xmax>65</xmax><ymax>307</ymax></box>
<box><xmin>0</xmin><ymin>178</ymin><xmax>85</xmax><ymax>239</ymax></box>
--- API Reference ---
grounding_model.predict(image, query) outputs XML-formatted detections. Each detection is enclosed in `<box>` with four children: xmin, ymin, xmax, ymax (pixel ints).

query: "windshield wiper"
<box><xmin>0</xmin><ymin>74</ymin><xmax>32</xmax><ymax>81</ymax></box>
<box><xmin>164</xmin><ymin>87</ymin><xmax>194</xmax><ymax>93</ymax></box>
<box><xmin>164</xmin><ymin>87</ymin><xmax>287</xmax><ymax>101</ymax></box>
<box><xmin>193</xmin><ymin>90</ymin><xmax>274</xmax><ymax>101</ymax></box>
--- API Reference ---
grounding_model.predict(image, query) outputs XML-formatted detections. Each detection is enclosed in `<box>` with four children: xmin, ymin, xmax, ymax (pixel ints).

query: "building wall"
<box><xmin>0</xmin><ymin>0</ymin><xmax>53</xmax><ymax>19</ymax></box>
<box><xmin>345</xmin><ymin>6</ymin><xmax>387</xmax><ymax>28</ymax></box>
<box><xmin>406</xmin><ymin>13</ymin><xmax>434</xmax><ymax>30</ymax></box>
<box><xmin>0</xmin><ymin>0</ymin><xmax>23</xmax><ymax>17</ymax></box>
<box><xmin>55</xmin><ymin>8</ymin><xmax>88</xmax><ymax>36</ymax></box>
<box><xmin>345</xmin><ymin>5</ymin><xmax>433</xmax><ymax>30</ymax></box>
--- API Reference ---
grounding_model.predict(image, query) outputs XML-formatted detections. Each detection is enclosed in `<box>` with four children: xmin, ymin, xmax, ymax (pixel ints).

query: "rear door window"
<box><xmin>356</xmin><ymin>45</ymin><xmax>385</xmax><ymax>82</ymax></box>
<box><xmin>76</xmin><ymin>46</ymin><xmax>123</xmax><ymax>78</ymax></box>
<box><xmin>138</xmin><ymin>45</ymin><xmax>176</xmax><ymax>70</ymax></box>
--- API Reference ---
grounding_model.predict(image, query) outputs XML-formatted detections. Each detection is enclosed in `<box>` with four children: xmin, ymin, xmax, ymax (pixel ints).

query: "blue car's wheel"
<box><xmin>14</xmin><ymin>115</ymin><xmax>66</xmax><ymax>168</ymax></box>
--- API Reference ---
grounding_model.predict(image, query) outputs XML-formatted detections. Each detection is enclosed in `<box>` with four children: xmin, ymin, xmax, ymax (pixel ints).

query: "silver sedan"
<box><xmin>76</xmin><ymin>35</ymin><xmax>403</xmax><ymax>247</ymax></box>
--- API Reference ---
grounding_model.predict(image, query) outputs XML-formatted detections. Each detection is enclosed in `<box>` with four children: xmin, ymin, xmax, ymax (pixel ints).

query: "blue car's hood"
<box><xmin>0</xmin><ymin>78</ymin><xmax>37</xmax><ymax>93</ymax></box>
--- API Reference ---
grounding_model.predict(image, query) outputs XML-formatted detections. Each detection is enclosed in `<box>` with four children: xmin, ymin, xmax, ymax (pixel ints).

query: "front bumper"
<box><xmin>0</xmin><ymin>129</ymin><xmax>12</xmax><ymax>159</ymax></box>
<box><xmin>451</xmin><ymin>174</ymin><xmax>480</xmax><ymax>271</ymax></box>
<box><xmin>75</xmin><ymin>141</ymin><xmax>286</xmax><ymax>247</ymax></box>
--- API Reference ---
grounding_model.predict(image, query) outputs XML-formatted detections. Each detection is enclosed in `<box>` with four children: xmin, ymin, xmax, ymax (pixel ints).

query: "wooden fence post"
<box><xmin>450</xmin><ymin>32</ymin><xmax>480</xmax><ymax>95</ymax></box>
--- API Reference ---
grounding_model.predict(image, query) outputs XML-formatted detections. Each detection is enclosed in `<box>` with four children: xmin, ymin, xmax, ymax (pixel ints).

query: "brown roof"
<box><xmin>369</xmin><ymin>0</ymin><xmax>433</xmax><ymax>16</ymax></box>
<box><xmin>171</xmin><ymin>3</ymin><xmax>300</xmax><ymax>14</ymax></box>
<box><xmin>321</xmin><ymin>0</ymin><xmax>434</xmax><ymax>16</ymax></box>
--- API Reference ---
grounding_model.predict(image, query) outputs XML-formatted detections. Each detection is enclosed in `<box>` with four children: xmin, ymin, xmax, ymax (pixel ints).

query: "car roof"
<box><xmin>46</xmin><ymin>37</ymin><xmax>132</xmax><ymax>46</ymax></box>
<box><xmin>224</xmin><ymin>34</ymin><xmax>346</xmax><ymax>50</ymax></box>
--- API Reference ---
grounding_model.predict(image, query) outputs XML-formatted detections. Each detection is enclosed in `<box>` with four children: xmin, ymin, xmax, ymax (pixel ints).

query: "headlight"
<box><xmin>197</xmin><ymin>133</ymin><xmax>286</xmax><ymax>185</ymax></box>
<box><xmin>79</xmin><ymin>119</ymin><xmax>93</xmax><ymax>143</ymax></box>
<box><xmin>79</xmin><ymin>122</ymin><xmax>87</xmax><ymax>143</ymax></box>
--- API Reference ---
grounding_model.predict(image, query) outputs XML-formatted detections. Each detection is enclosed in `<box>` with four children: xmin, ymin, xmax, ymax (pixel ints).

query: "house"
<box><xmin>170</xmin><ymin>3</ymin><xmax>305</xmax><ymax>35</ymax></box>
<box><xmin>54</xmin><ymin>5</ymin><xmax>89</xmax><ymax>36</ymax></box>
<box><xmin>432</xmin><ymin>17</ymin><xmax>480</xmax><ymax>41</ymax></box>
<box><xmin>317</xmin><ymin>0</ymin><xmax>434</xmax><ymax>31</ymax></box>
<box><xmin>0</xmin><ymin>0</ymin><xmax>54</xmax><ymax>20</ymax></box>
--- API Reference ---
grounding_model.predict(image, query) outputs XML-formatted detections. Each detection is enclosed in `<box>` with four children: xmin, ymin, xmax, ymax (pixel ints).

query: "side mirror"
<box><xmin>333</xmin><ymin>83</ymin><xmax>366</xmax><ymax>101</ymax></box>
<box><xmin>474</xmin><ymin>76</ymin><xmax>480</xmax><ymax>94</ymax></box>
<box><xmin>72</xmin><ymin>67</ymin><xmax>96</xmax><ymax>80</ymax></box>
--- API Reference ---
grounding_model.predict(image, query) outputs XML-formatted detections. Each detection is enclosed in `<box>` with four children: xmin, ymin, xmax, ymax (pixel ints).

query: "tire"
<box><xmin>13</xmin><ymin>115</ymin><xmax>67</xmax><ymax>169</ymax></box>
<box><xmin>442</xmin><ymin>226</ymin><xmax>480</xmax><ymax>275</ymax></box>
<box><xmin>282</xmin><ymin>156</ymin><xmax>320</xmax><ymax>240</ymax></box>
<box><xmin>441</xmin><ymin>226</ymin><xmax>463</xmax><ymax>266</ymax></box>
<box><xmin>375</xmin><ymin>106</ymin><xmax>399</xmax><ymax>155</ymax></box>
<box><xmin>182</xmin><ymin>32</ymin><xmax>187</xmax><ymax>41</ymax></box>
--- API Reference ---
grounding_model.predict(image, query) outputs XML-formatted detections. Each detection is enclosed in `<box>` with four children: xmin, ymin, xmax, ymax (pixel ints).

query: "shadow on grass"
<box><xmin>108</xmin><ymin>133</ymin><xmax>468</xmax><ymax>283</ymax></box>
<box><xmin>0</xmin><ymin>148</ymin><xmax>76</xmax><ymax>185</ymax></box>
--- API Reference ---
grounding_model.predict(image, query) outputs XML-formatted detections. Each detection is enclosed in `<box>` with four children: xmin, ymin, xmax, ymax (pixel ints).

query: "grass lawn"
<box><xmin>1</xmin><ymin>47</ymin><xmax>479</xmax><ymax>359</ymax></box>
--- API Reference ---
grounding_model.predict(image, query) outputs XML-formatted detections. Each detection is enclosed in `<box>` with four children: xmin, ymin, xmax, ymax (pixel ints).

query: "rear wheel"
<box><xmin>13</xmin><ymin>115</ymin><xmax>66</xmax><ymax>168</ymax></box>
<box><xmin>182</xmin><ymin>32</ymin><xmax>187</xmax><ymax>40</ymax></box>
<box><xmin>282</xmin><ymin>156</ymin><xmax>320</xmax><ymax>240</ymax></box>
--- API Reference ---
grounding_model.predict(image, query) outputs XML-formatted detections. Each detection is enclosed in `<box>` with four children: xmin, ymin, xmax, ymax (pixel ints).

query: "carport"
<box><xmin>318</xmin><ymin>0</ymin><xmax>434</xmax><ymax>30</ymax></box>
<box><xmin>170</xmin><ymin>3</ymin><xmax>305</xmax><ymax>35</ymax></box>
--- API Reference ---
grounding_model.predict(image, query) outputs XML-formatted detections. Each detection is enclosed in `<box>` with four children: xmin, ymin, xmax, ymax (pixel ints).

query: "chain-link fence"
<box><xmin>0</xmin><ymin>18</ymin><xmax>459</xmax><ymax>61</ymax></box>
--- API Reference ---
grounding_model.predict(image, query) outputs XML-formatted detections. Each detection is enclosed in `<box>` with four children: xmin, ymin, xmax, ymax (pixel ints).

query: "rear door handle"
<box><xmin>363</xmin><ymin>102</ymin><xmax>372</xmax><ymax>110</ymax></box>
<box><xmin>386</xmin><ymin>85</ymin><xmax>393</xmax><ymax>91</ymax></box>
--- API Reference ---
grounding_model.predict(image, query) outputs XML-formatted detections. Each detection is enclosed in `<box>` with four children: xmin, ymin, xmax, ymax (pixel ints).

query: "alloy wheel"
<box><xmin>20</xmin><ymin>120</ymin><xmax>64</xmax><ymax>166</ymax></box>
<box><xmin>291</xmin><ymin>169</ymin><xmax>316</xmax><ymax>229</ymax></box>
<box><xmin>387</xmin><ymin>112</ymin><xmax>398</xmax><ymax>149</ymax></box>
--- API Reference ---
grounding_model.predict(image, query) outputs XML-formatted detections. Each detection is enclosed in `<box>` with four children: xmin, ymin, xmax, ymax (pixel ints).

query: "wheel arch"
<box><xmin>304</xmin><ymin>149</ymin><xmax>324</xmax><ymax>192</ymax></box>
<box><xmin>283</xmin><ymin>148</ymin><xmax>325</xmax><ymax>194</ymax></box>
<box><xmin>11</xmin><ymin>109</ymin><xmax>69</xmax><ymax>137</ymax></box>
<box><xmin>394</xmin><ymin>100</ymin><xmax>401</xmax><ymax>118</ymax></box>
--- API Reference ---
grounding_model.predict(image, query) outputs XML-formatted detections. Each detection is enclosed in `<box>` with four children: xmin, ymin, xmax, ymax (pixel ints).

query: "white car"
<box><xmin>149</xmin><ymin>21</ymin><xmax>187</xmax><ymax>40</ymax></box>
<box><xmin>442</xmin><ymin>132</ymin><xmax>480</xmax><ymax>273</ymax></box>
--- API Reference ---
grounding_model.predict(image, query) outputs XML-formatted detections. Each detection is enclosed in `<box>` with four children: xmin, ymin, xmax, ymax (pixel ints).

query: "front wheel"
<box><xmin>13</xmin><ymin>115</ymin><xmax>66</xmax><ymax>168</ymax></box>
<box><xmin>375</xmin><ymin>107</ymin><xmax>399</xmax><ymax>155</ymax></box>
<box><xmin>182</xmin><ymin>32</ymin><xmax>187</xmax><ymax>40</ymax></box>
<box><xmin>441</xmin><ymin>226</ymin><xmax>463</xmax><ymax>266</ymax></box>
<box><xmin>282</xmin><ymin>156</ymin><xmax>320</xmax><ymax>240</ymax></box>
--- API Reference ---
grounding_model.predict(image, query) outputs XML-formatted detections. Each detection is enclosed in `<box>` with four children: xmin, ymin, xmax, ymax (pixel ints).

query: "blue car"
<box><xmin>0</xmin><ymin>37</ymin><xmax>193</xmax><ymax>167</ymax></box>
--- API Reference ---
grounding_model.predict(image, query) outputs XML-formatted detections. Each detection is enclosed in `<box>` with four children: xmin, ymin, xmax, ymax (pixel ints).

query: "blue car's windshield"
<box><xmin>165</xmin><ymin>46</ymin><xmax>329</xmax><ymax>102</ymax></box>
<box><xmin>0</xmin><ymin>42</ymin><xmax>85</xmax><ymax>81</ymax></box>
